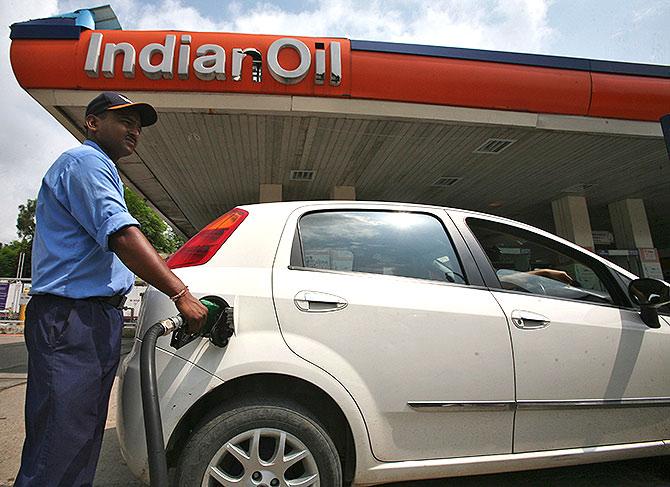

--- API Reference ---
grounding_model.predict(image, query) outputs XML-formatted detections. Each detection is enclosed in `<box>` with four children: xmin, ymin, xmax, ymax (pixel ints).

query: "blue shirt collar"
<box><xmin>84</xmin><ymin>139</ymin><xmax>112</xmax><ymax>161</ymax></box>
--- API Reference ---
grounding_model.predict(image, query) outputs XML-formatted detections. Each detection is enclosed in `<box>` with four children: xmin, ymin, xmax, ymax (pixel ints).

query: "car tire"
<box><xmin>175</xmin><ymin>398</ymin><xmax>342</xmax><ymax>487</ymax></box>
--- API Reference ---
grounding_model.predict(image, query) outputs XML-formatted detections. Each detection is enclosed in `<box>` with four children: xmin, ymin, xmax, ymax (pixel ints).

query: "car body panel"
<box><xmin>493</xmin><ymin>290</ymin><xmax>670</xmax><ymax>452</ymax></box>
<box><xmin>272</xmin><ymin>203</ymin><xmax>516</xmax><ymax>461</ymax></box>
<box><xmin>355</xmin><ymin>440</ymin><xmax>669</xmax><ymax>485</ymax></box>
<box><xmin>119</xmin><ymin>323</ymin><xmax>378</xmax><ymax>485</ymax></box>
<box><xmin>117</xmin><ymin>342</ymin><xmax>223</xmax><ymax>484</ymax></box>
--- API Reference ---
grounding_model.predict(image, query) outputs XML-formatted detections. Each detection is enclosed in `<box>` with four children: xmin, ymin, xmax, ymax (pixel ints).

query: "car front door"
<box><xmin>455</xmin><ymin>211</ymin><xmax>670</xmax><ymax>453</ymax></box>
<box><xmin>272</xmin><ymin>205</ymin><xmax>515</xmax><ymax>462</ymax></box>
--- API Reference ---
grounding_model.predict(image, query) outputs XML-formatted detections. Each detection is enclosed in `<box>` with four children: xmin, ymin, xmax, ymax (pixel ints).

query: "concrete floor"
<box><xmin>0</xmin><ymin>334</ymin><xmax>668</xmax><ymax>486</ymax></box>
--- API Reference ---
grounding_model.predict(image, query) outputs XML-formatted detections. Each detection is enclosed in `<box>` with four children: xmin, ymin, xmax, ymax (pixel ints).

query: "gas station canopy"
<box><xmin>9</xmin><ymin>6</ymin><xmax>670</xmax><ymax>244</ymax></box>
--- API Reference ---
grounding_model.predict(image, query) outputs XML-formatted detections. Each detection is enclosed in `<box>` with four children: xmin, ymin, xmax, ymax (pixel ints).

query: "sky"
<box><xmin>0</xmin><ymin>0</ymin><xmax>668</xmax><ymax>243</ymax></box>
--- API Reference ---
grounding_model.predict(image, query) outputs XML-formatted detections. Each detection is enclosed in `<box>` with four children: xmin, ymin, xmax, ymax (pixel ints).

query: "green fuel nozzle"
<box><xmin>200</xmin><ymin>298</ymin><xmax>223</xmax><ymax>330</ymax></box>
<box><xmin>169</xmin><ymin>296</ymin><xmax>232</xmax><ymax>350</ymax></box>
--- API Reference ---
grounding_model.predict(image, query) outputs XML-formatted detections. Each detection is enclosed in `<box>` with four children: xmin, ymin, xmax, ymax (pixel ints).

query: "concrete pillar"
<box><xmin>259</xmin><ymin>184</ymin><xmax>282</xmax><ymax>203</ymax></box>
<box><xmin>609</xmin><ymin>199</ymin><xmax>654</xmax><ymax>248</ymax></box>
<box><xmin>330</xmin><ymin>186</ymin><xmax>356</xmax><ymax>200</ymax></box>
<box><xmin>551</xmin><ymin>195</ymin><xmax>594</xmax><ymax>250</ymax></box>
<box><xmin>608</xmin><ymin>199</ymin><xmax>663</xmax><ymax>279</ymax></box>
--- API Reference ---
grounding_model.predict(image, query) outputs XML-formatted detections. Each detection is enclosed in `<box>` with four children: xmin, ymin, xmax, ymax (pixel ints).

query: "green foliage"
<box><xmin>165</xmin><ymin>228</ymin><xmax>186</xmax><ymax>253</ymax></box>
<box><xmin>17</xmin><ymin>198</ymin><xmax>36</xmax><ymax>242</ymax></box>
<box><xmin>0</xmin><ymin>198</ymin><xmax>35</xmax><ymax>277</ymax></box>
<box><xmin>0</xmin><ymin>239</ymin><xmax>31</xmax><ymax>278</ymax></box>
<box><xmin>124</xmin><ymin>187</ymin><xmax>184</xmax><ymax>254</ymax></box>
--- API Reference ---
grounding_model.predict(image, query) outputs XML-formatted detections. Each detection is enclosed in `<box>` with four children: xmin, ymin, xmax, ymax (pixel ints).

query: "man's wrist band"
<box><xmin>170</xmin><ymin>286</ymin><xmax>189</xmax><ymax>302</ymax></box>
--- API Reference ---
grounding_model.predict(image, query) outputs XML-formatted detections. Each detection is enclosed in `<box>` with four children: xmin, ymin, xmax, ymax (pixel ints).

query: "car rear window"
<box><xmin>297</xmin><ymin>210</ymin><xmax>466</xmax><ymax>284</ymax></box>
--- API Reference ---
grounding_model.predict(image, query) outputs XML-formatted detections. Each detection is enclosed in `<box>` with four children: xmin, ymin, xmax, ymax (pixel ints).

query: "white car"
<box><xmin>117</xmin><ymin>201</ymin><xmax>670</xmax><ymax>486</ymax></box>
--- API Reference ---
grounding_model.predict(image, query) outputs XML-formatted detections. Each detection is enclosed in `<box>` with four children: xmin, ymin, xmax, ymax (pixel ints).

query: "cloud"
<box><xmin>117</xmin><ymin>0</ymin><xmax>223</xmax><ymax>31</ymax></box>
<box><xmin>0</xmin><ymin>1</ymin><xmax>78</xmax><ymax>244</ymax></box>
<box><xmin>111</xmin><ymin>0</ymin><xmax>554</xmax><ymax>53</ymax></box>
<box><xmin>632</xmin><ymin>3</ymin><xmax>659</xmax><ymax>24</ymax></box>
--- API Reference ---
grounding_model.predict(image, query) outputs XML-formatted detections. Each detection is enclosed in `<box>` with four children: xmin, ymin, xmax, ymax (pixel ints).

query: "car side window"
<box><xmin>467</xmin><ymin>218</ymin><xmax>616</xmax><ymax>305</ymax></box>
<box><xmin>298</xmin><ymin>211</ymin><xmax>467</xmax><ymax>284</ymax></box>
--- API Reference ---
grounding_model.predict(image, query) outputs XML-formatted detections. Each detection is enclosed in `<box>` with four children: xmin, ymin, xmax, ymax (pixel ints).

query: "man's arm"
<box><xmin>109</xmin><ymin>225</ymin><xmax>207</xmax><ymax>333</ymax></box>
<box><xmin>528</xmin><ymin>268</ymin><xmax>574</xmax><ymax>284</ymax></box>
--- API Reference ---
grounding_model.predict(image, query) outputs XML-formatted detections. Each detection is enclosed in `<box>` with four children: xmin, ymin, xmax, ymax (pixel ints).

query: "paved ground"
<box><xmin>0</xmin><ymin>334</ymin><xmax>668</xmax><ymax>486</ymax></box>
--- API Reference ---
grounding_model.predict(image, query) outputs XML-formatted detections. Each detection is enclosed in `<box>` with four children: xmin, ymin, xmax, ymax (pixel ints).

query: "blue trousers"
<box><xmin>16</xmin><ymin>294</ymin><xmax>123</xmax><ymax>487</ymax></box>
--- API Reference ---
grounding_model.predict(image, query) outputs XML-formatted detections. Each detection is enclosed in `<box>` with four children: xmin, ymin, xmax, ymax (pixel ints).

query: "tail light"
<box><xmin>167</xmin><ymin>208</ymin><xmax>248</xmax><ymax>269</ymax></box>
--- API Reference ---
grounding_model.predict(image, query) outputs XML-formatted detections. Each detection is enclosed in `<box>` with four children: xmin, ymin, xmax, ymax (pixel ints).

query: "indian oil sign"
<box><xmin>85</xmin><ymin>33</ymin><xmax>342</xmax><ymax>86</ymax></box>
<box><xmin>9</xmin><ymin>31</ymin><xmax>350</xmax><ymax>96</ymax></box>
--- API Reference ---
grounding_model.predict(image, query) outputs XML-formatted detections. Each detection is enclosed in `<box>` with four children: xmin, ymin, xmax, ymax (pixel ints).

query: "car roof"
<box><xmin>238</xmin><ymin>199</ymin><xmax>460</xmax><ymax>213</ymax></box>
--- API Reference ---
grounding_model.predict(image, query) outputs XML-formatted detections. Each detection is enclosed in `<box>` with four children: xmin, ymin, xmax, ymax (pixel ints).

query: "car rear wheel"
<box><xmin>175</xmin><ymin>399</ymin><xmax>342</xmax><ymax>487</ymax></box>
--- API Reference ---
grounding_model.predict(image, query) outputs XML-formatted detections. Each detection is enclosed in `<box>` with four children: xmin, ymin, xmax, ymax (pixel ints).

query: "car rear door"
<box><xmin>272</xmin><ymin>204</ymin><xmax>515</xmax><ymax>462</ymax></box>
<box><xmin>453</xmin><ymin>211</ymin><xmax>670</xmax><ymax>453</ymax></box>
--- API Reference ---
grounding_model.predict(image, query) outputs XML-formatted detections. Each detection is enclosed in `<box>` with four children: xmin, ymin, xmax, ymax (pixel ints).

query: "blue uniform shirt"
<box><xmin>31</xmin><ymin>140</ymin><xmax>140</xmax><ymax>298</ymax></box>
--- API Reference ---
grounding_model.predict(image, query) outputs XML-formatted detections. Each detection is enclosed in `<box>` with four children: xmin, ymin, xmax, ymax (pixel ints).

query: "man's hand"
<box><xmin>176</xmin><ymin>291</ymin><xmax>208</xmax><ymax>334</ymax></box>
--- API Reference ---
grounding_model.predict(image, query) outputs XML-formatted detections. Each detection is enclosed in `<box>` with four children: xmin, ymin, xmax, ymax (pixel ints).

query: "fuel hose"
<box><xmin>140</xmin><ymin>316</ymin><xmax>182</xmax><ymax>487</ymax></box>
<box><xmin>140</xmin><ymin>298</ymin><xmax>225</xmax><ymax>486</ymax></box>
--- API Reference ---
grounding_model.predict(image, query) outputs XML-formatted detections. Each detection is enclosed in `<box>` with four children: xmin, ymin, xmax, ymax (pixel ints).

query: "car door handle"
<box><xmin>511</xmin><ymin>310</ymin><xmax>550</xmax><ymax>330</ymax></box>
<box><xmin>294</xmin><ymin>291</ymin><xmax>348</xmax><ymax>312</ymax></box>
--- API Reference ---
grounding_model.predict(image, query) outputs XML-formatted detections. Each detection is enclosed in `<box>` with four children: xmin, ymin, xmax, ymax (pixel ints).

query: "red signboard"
<box><xmin>9</xmin><ymin>30</ymin><xmax>670</xmax><ymax>121</ymax></box>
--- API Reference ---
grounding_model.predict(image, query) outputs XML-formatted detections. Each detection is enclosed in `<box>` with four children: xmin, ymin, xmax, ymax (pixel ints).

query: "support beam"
<box><xmin>259</xmin><ymin>184</ymin><xmax>282</xmax><ymax>203</ymax></box>
<box><xmin>551</xmin><ymin>195</ymin><xmax>594</xmax><ymax>250</ymax></box>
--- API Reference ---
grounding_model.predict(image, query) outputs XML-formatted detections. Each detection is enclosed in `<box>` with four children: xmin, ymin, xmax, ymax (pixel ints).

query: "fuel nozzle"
<box><xmin>169</xmin><ymin>296</ymin><xmax>232</xmax><ymax>350</ymax></box>
<box><xmin>201</xmin><ymin>298</ymin><xmax>223</xmax><ymax>330</ymax></box>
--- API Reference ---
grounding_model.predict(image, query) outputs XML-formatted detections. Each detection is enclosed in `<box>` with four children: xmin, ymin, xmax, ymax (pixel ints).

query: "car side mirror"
<box><xmin>628</xmin><ymin>278</ymin><xmax>670</xmax><ymax>328</ymax></box>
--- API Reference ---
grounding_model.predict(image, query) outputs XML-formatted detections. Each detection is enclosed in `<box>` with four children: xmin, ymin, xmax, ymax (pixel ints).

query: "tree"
<box><xmin>0</xmin><ymin>198</ymin><xmax>36</xmax><ymax>277</ymax></box>
<box><xmin>124</xmin><ymin>187</ymin><xmax>185</xmax><ymax>254</ymax></box>
<box><xmin>17</xmin><ymin>198</ymin><xmax>36</xmax><ymax>242</ymax></box>
<box><xmin>0</xmin><ymin>240</ymin><xmax>30</xmax><ymax>278</ymax></box>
